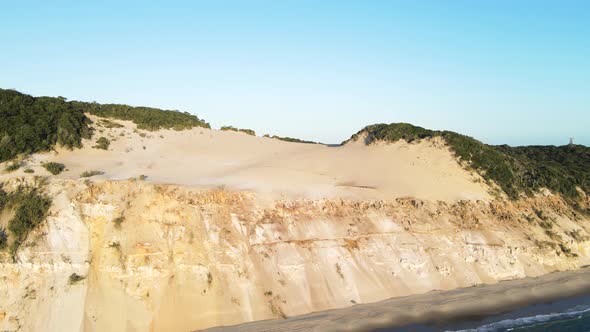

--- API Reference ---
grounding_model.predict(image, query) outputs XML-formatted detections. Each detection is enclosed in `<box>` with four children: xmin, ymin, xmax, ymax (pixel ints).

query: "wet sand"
<box><xmin>201</xmin><ymin>267</ymin><xmax>590</xmax><ymax>332</ymax></box>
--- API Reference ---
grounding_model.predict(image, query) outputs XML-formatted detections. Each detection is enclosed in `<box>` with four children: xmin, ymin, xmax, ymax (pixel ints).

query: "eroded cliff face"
<box><xmin>1</xmin><ymin>180</ymin><xmax>589</xmax><ymax>331</ymax></box>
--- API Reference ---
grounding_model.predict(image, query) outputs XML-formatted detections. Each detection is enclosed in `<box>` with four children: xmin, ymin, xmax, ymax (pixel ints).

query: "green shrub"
<box><xmin>8</xmin><ymin>189</ymin><xmax>52</xmax><ymax>255</ymax></box>
<box><xmin>24</xmin><ymin>169</ymin><xmax>34</xmax><ymax>174</ymax></box>
<box><xmin>42</xmin><ymin>162</ymin><xmax>65</xmax><ymax>175</ymax></box>
<box><xmin>80</xmin><ymin>170</ymin><xmax>104</xmax><ymax>178</ymax></box>
<box><xmin>0</xmin><ymin>187</ymin><xmax>7</xmax><ymax>210</ymax></box>
<box><xmin>270</xmin><ymin>135</ymin><xmax>317</xmax><ymax>144</ymax></box>
<box><xmin>0</xmin><ymin>227</ymin><xmax>7</xmax><ymax>250</ymax></box>
<box><xmin>220</xmin><ymin>126</ymin><xmax>256</xmax><ymax>136</ymax></box>
<box><xmin>68</xmin><ymin>273</ymin><xmax>86</xmax><ymax>285</ymax></box>
<box><xmin>113</xmin><ymin>216</ymin><xmax>125</xmax><ymax>229</ymax></box>
<box><xmin>108</xmin><ymin>241</ymin><xmax>121</xmax><ymax>249</ymax></box>
<box><xmin>93</xmin><ymin>137</ymin><xmax>110</xmax><ymax>150</ymax></box>
<box><xmin>345</xmin><ymin>123</ymin><xmax>590</xmax><ymax>200</ymax></box>
<box><xmin>4</xmin><ymin>162</ymin><xmax>23</xmax><ymax>172</ymax></box>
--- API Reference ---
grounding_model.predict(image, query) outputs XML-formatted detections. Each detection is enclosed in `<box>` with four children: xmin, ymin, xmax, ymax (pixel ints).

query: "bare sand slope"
<box><xmin>9</xmin><ymin>115</ymin><xmax>490</xmax><ymax>201</ymax></box>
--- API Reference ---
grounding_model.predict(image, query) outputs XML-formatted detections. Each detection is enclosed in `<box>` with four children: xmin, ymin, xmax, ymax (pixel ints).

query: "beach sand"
<box><xmin>201</xmin><ymin>267</ymin><xmax>590</xmax><ymax>332</ymax></box>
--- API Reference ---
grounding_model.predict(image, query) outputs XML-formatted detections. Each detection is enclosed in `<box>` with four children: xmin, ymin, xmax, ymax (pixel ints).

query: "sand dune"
<box><xmin>7</xmin><ymin>115</ymin><xmax>490</xmax><ymax>202</ymax></box>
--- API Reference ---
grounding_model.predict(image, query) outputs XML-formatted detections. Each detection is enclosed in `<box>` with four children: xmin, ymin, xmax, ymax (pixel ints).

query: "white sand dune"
<box><xmin>14</xmin><ymin>115</ymin><xmax>490</xmax><ymax>202</ymax></box>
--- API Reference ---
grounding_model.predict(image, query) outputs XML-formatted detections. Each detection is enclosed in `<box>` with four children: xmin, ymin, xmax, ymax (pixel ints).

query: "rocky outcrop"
<box><xmin>1</xmin><ymin>180</ymin><xmax>589</xmax><ymax>331</ymax></box>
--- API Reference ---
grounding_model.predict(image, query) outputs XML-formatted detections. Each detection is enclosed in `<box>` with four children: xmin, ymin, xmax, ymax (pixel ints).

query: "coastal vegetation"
<box><xmin>0</xmin><ymin>227</ymin><xmax>7</xmax><ymax>250</ymax></box>
<box><xmin>113</xmin><ymin>216</ymin><xmax>125</xmax><ymax>229</ymax></box>
<box><xmin>0</xmin><ymin>89</ymin><xmax>210</xmax><ymax>162</ymax></box>
<box><xmin>42</xmin><ymin>162</ymin><xmax>65</xmax><ymax>175</ymax></box>
<box><xmin>80</xmin><ymin>170</ymin><xmax>105</xmax><ymax>178</ymax></box>
<box><xmin>0</xmin><ymin>184</ymin><xmax>52</xmax><ymax>258</ymax></box>
<box><xmin>219</xmin><ymin>126</ymin><xmax>256</xmax><ymax>136</ymax></box>
<box><xmin>68</xmin><ymin>273</ymin><xmax>86</xmax><ymax>285</ymax></box>
<box><xmin>0</xmin><ymin>89</ymin><xmax>92</xmax><ymax>163</ymax></box>
<box><xmin>96</xmin><ymin>118</ymin><xmax>124</xmax><ymax>129</ymax></box>
<box><xmin>4</xmin><ymin>161</ymin><xmax>23</xmax><ymax>172</ymax></box>
<box><xmin>346</xmin><ymin>123</ymin><xmax>590</xmax><ymax>201</ymax></box>
<box><xmin>93</xmin><ymin>137</ymin><xmax>110</xmax><ymax>150</ymax></box>
<box><xmin>72</xmin><ymin>100</ymin><xmax>210</xmax><ymax>131</ymax></box>
<box><xmin>220</xmin><ymin>126</ymin><xmax>256</xmax><ymax>136</ymax></box>
<box><xmin>264</xmin><ymin>134</ymin><xmax>318</xmax><ymax>144</ymax></box>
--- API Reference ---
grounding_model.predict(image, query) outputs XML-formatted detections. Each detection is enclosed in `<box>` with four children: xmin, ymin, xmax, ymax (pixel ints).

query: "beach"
<box><xmin>202</xmin><ymin>267</ymin><xmax>590</xmax><ymax>332</ymax></box>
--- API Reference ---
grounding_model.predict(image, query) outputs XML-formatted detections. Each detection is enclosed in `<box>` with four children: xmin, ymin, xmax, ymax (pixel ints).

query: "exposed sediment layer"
<box><xmin>1</xmin><ymin>180</ymin><xmax>589</xmax><ymax>331</ymax></box>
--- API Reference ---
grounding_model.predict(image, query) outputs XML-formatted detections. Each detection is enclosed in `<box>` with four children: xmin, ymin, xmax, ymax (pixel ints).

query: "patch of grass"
<box><xmin>539</xmin><ymin>220</ymin><xmax>553</xmax><ymax>230</ymax></box>
<box><xmin>108</xmin><ymin>241</ymin><xmax>121</xmax><ymax>249</ymax></box>
<box><xmin>97</xmin><ymin>118</ymin><xmax>124</xmax><ymax>129</ymax></box>
<box><xmin>544</xmin><ymin>229</ymin><xmax>561</xmax><ymax>241</ymax></box>
<box><xmin>533</xmin><ymin>208</ymin><xmax>548</xmax><ymax>221</ymax></box>
<box><xmin>113</xmin><ymin>216</ymin><xmax>125</xmax><ymax>229</ymax></box>
<box><xmin>4</xmin><ymin>162</ymin><xmax>23</xmax><ymax>172</ymax></box>
<box><xmin>24</xmin><ymin>168</ymin><xmax>34</xmax><ymax>174</ymax></box>
<box><xmin>93</xmin><ymin>137</ymin><xmax>110</xmax><ymax>150</ymax></box>
<box><xmin>68</xmin><ymin>273</ymin><xmax>86</xmax><ymax>285</ymax></box>
<box><xmin>207</xmin><ymin>272</ymin><xmax>213</xmax><ymax>286</ymax></box>
<box><xmin>80</xmin><ymin>170</ymin><xmax>104</xmax><ymax>178</ymax></box>
<box><xmin>336</xmin><ymin>263</ymin><xmax>344</xmax><ymax>279</ymax></box>
<box><xmin>42</xmin><ymin>162</ymin><xmax>65</xmax><ymax>175</ymax></box>
<box><xmin>567</xmin><ymin>229</ymin><xmax>589</xmax><ymax>242</ymax></box>
<box><xmin>345</xmin><ymin>123</ymin><xmax>590</xmax><ymax>200</ymax></box>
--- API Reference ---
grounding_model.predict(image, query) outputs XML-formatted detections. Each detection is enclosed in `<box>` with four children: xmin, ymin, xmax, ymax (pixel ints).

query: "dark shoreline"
<box><xmin>373</xmin><ymin>292</ymin><xmax>590</xmax><ymax>331</ymax></box>
<box><xmin>202</xmin><ymin>267</ymin><xmax>590</xmax><ymax>332</ymax></box>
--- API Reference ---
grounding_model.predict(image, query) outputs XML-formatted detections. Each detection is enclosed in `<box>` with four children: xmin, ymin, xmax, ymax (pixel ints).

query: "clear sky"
<box><xmin>1</xmin><ymin>1</ymin><xmax>588</xmax><ymax>146</ymax></box>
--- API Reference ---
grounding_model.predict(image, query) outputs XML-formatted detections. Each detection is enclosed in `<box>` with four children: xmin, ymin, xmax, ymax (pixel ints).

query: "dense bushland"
<box><xmin>0</xmin><ymin>89</ymin><xmax>92</xmax><ymax>162</ymax></box>
<box><xmin>0</xmin><ymin>89</ymin><xmax>210</xmax><ymax>162</ymax></box>
<box><xmin>346</xmin><ymin>123</ymin><xmax>590</xmax><ymax>200</ymax></box>
<box><xmin>71</xmin><ymin>100</ymin><xmax>210</xmax><ymax>131</ymax></box>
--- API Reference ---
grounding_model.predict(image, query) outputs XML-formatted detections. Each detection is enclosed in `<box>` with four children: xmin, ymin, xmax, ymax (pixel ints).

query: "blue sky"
<box><xmin>1</xmin><ymin>1</ymin><xmax>588</xmax><ymax>145</ymax></box>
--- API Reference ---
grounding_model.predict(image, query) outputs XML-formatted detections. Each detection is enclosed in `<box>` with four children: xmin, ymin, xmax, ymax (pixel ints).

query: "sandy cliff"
<box><xmin>0</xmin><ymin>117</ymin><xmax>589</xmax><ymax>331</ymax></box>
<box><xmin>0</xmin><ymin>179</ymin><xmax>589</xmax><ymax>331</ymax></box>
